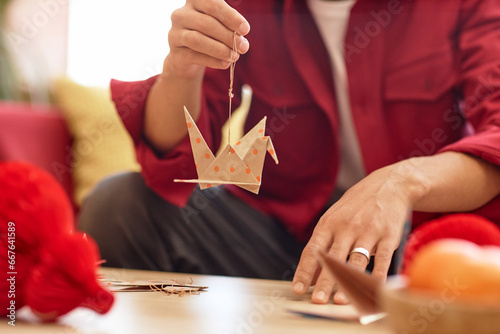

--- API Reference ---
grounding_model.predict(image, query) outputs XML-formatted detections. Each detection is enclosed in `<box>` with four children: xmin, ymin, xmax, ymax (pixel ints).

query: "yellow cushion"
<box><xmin>53</xmin><ymin>78</ymin><xmax>140</xmax><ymax>206</ymax></box>
<box><xmin>216</xmin><ymin>85</ymin><xmax>252</xmax><ymax>155</ymax></box>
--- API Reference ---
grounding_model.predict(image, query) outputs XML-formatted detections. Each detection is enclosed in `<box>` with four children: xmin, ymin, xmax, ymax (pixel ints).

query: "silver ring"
<box><xmin>350</xmin><ymin>247</ymin><xmax>370</xmax><ymax>261</ymax></box>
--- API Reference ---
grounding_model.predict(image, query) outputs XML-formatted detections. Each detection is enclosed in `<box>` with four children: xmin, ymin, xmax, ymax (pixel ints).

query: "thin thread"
<box><xmin>228</xmin><ymin>31</ymin><xmax>238</xmax><ymax>146</ymax></box>
<box><xmin>148</xmin><ymin>277</ymin><xmax>201</xmax><ymax>296</ymax></box>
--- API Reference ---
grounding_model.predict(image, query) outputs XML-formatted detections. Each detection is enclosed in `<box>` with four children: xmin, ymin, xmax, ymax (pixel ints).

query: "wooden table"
<box><xmin>2</xmin><ymin>268</ymin><xmax>393</xmax><ymax>334</ymax></box>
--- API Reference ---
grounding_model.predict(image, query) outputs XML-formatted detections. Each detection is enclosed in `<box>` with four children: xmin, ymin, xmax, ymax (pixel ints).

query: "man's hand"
<box><xmin>146</xmin><ymin>0</ymin><xmax>250</xmax><ymax>152</ymax></box>
<box><xmin>166</xmin><ymin>0</ymin><xmax>250</xmax><ymax>79</ymax></box>
<box><xmin>292</xmin><ymin>152</ymin><xmax>500</xmax><ymax>304</ymax></box>
<box><xmin>292</xmin><ymin>162</ymin><xmax>422</xmax><ymax>304</ymax></box>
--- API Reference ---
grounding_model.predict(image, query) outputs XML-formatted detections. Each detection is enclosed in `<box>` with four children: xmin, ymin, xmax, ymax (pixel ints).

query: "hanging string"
<box><xmin>228</xmin><ymin>31</ymin><xmax>238</xmax><ymax>146</ymax></box>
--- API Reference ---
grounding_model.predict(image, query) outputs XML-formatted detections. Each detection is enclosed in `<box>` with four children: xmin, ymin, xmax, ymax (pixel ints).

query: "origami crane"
<box><xmin>174</xmin><ymin>106</ymin><xmax>279</xmax><ymax>194</ymax></box>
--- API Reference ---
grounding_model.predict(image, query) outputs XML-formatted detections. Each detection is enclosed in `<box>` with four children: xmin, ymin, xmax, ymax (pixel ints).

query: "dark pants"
<box><xmin>78</xmin><ymin>172</ymin><xmax>304</xmax><ymax>280</ymax></box>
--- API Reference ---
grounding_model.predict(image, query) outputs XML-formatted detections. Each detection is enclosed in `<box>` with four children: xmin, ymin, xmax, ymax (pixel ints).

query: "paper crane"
<box><xmin>174</xmin><ymin>106</ymin><xmax>279</xmax><ymax>194</ymax></box>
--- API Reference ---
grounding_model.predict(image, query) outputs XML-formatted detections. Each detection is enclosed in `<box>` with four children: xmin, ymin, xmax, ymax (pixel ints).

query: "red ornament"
<box><xmin>0</xmin><ymin>161</ymin><xmax>114</xmax><ymax>321</ymax></box>
<box><xmin>402</xmin><ymin>213</ymin><xmax>500</xmax><ymax>274</ymax></box>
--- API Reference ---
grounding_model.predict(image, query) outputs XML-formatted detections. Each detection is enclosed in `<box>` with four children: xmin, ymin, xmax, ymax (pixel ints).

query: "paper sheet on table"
<box><xmin>286</xmin><ymin>301</ymin><xmax>386</xmax><ymax>325</ymax></box>
<box><xmin>285</xmin><ymin>302</ymin><xmax>360</xmax><ymax>322</ymax></box>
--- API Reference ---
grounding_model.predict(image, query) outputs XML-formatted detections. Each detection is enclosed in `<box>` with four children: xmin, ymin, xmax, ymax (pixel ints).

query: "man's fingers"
<box><xmin>292</xmin><ymin>231</ymin><xmax>333</xmax><ymax>295</ymax></box>
<box><xmin>333</xmin><ymin>290</ymin><xmax>349</xmax><ymax>304</ymax></box>
<box><xmin>309</xmin><ymin>266</ymin><xmax>322</xmax><ymax>287</ymax></box>
<box><xmin>168</xmin><ymin>47</ymin><xmax>233</xmax><ymax>70</ymax></box>
<box><xmin>310</xmin><ymin>237</ymin><xmax>352</xmax><ymax>304</ymax></box>
<box><xmin>171</xmin><ymin>9</ymin><xmax>249</xmax><ymax>55</ymax></box>
<box><xmin>311</xmin><ymin>267</ymin><xmax>337</xmax><ymax>304</ymax></box>
<box><xmin>347</xmin><ymin>248</ymin><xmax>372</xmax><ymax>269</ymax></box>
<box><xmin>332</xmin><ymin>242</ymin><xmax>374</xmax><ymax>304</ymax></box>
<box><xmin>372</xmin><ymin>240</ymin><xmax>396</xmax><ymax>281</ymax></box>
<box><xmin>192</xmin><ymin>0</ymin><xmax>250</xmax><ymax>36</ymax></box>
<box><xmin>346</xmin><ymin>242</ymin><xmax>375</xmax><ymax>272</ymax></box>
<box><xmin>292</xmin><ymin>245</ymin><xmax>321</xmax><ymax>295</ymax></box>
<box><xmin>170</xmin><ymin>28</ymin><xmax>241</xmax><ymax>65</ymax></box>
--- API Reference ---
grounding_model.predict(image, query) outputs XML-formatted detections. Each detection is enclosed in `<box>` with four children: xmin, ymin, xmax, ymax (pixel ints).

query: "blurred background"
<box><xmin>1</xmin><ymin>0</ymin><xmax>184</xmax><ymax>101</ymax></box>
<box><xmin>0</xmin><ymin>0</ymin><xmax>184</xmax><ymax>210</ymax></box>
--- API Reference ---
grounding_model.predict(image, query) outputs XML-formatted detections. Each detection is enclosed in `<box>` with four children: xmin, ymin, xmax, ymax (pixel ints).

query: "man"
<box><xmin>80</xmin><ymin>0</ymin><xmax>500</xmax><ymax>304</ymax></box>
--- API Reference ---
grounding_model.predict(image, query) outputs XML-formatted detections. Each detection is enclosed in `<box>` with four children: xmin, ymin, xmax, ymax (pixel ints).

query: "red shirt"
<box><xmin>111</xmin><ymin>0</ymin><xmax>500</xmax><ymax>241</ymax></box>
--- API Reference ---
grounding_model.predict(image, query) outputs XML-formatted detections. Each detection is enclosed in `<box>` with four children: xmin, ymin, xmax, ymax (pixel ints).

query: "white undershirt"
<box><xmin>307</xmin><ymin>0</ymin><xmax>365</xmax><ymax>192</ymax></box>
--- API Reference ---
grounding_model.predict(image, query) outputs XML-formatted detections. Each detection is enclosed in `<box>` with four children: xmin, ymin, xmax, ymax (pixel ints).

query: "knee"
<box><xmin>77</xmin><ymin>172</ymin><xmax>146</xmax><ymax>236</ymax></box>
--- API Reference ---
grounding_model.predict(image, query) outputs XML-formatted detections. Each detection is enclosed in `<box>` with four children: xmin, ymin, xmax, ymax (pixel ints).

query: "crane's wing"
<box><xmin>233</xmin><ymin>116</ymin><xmax>279</xmax><ymax>165</ymax></box>
<box><xmin>182</xmin><ymin>106</ymin><xmax>215</xmax><ymax>175</ymax></box>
